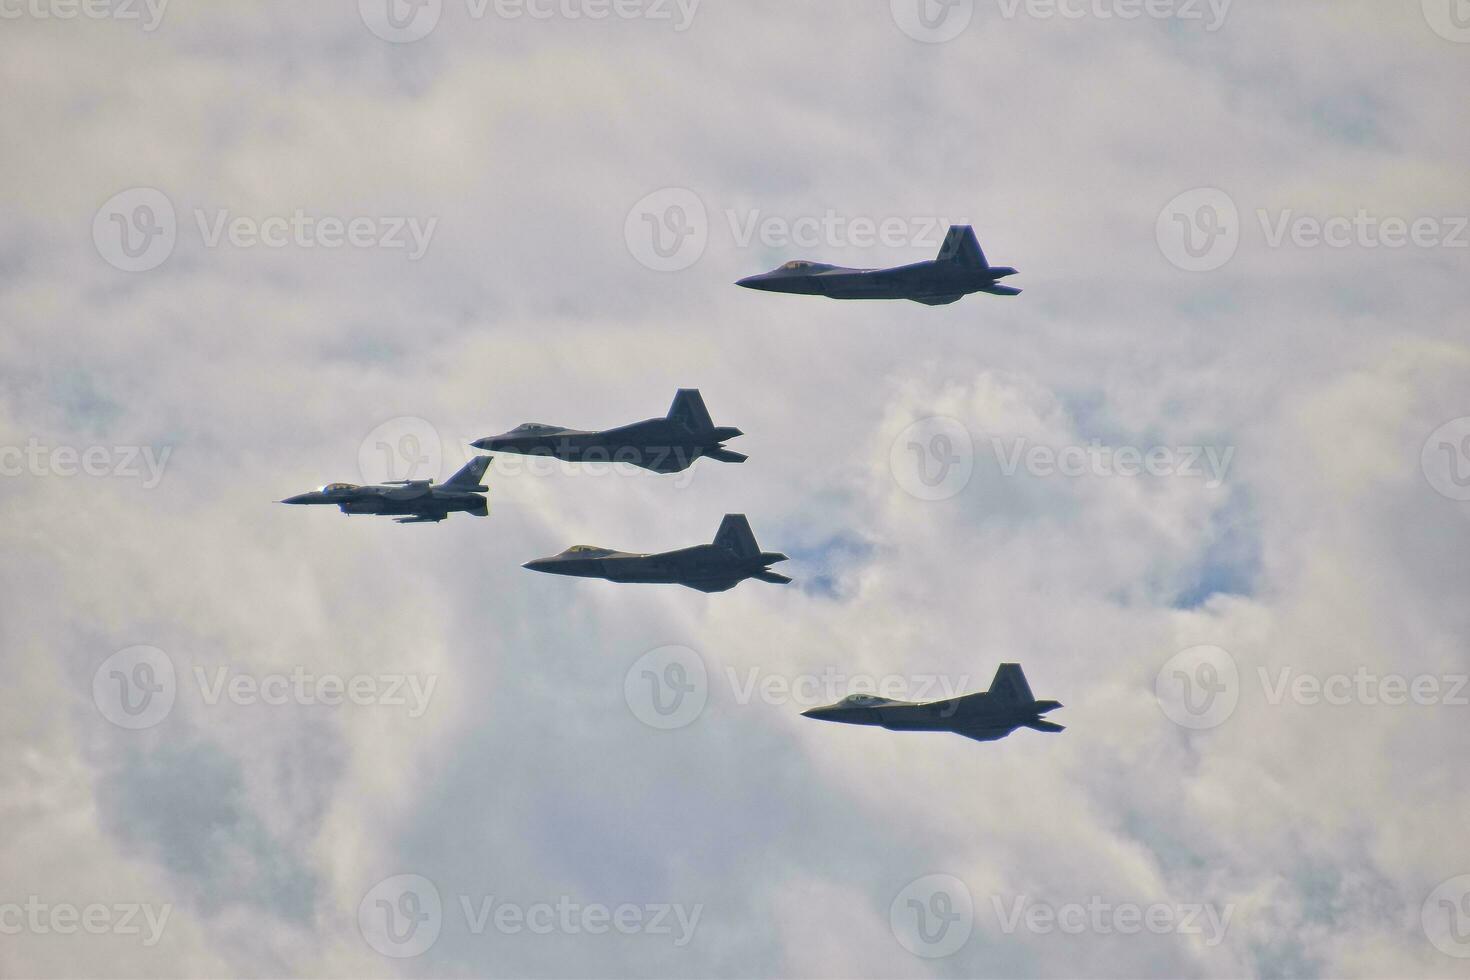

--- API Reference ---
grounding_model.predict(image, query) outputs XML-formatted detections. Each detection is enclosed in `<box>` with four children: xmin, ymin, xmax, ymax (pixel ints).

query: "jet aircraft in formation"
<box><xmin>473</xmin><ymin>389</ymin><xmax>744</xmax><ymax>474</ymax></box>
<box><xmin>802</xmin><ymin>663</ymin><xmax>1062</xmax><ymax>743</ymax></box>
<box><xmin>280</xmin><ymin>457</ymin><xmax>491</xmax><ymax>524</ymax></box>
<box><xmin>282</xmin><ymin>238</ymin><xmax>1061</xmax><ymax>744</ymax></box>
<box><xmin>523</xmin><ymin>514</ymin><xmax>790</xmax><ymax>593</ymax></box>
<box><xmin>736</xmin><ymin>225</ymin><xmax>1019</xmax><ymax>306</ymax></box>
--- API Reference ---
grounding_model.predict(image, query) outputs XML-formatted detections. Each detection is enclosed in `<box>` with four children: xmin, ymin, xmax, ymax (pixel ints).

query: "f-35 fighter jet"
<box><xmin>736</xmin><ymin>225</ymin><xmax>1019</xmax><ymax>306</ymax></box>
<box><xmin>472</xmin><ymin>389</ymin><xmax>745</xmax><ymax>475</ymax></box>
<box><xmin>802</xmin><ymin>663</ymin><xmax>1062</xmax><ymax>742</ymax></box>
<box><xmin>280</xmin><ymin>457</ymin><xmax>491</xmax><ymax>524</ymax></box>
<box><xmin>523</xmin><ymin>514</ymin><xmax>790</xmax><ymax>593</ymax></box>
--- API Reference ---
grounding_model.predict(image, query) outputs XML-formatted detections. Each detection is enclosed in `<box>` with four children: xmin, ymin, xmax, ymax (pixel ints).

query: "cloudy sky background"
<box><xmin>2</xmin><ymin>0</ymin><xmax>1469</xmax><ymax>976</ymax></box>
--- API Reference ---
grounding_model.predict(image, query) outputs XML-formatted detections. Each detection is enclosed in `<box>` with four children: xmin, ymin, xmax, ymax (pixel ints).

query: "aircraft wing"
<box><xmin>953</xmin><ymin>724</ymin><xmax>1017</xmax><ymax>743</ymax></box>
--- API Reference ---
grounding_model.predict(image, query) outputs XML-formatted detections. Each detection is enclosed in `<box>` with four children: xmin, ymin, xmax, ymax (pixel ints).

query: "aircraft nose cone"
<box><xmin>736</xmin><ymin>275</ymin><xmax>772</xmax><ymax>290</ymax></box>
<box><xmin>280</xmin><ymin>494</ymin><xmax>314</xmax><ymax>505</ymax></box>
<box><xmin>801</xmin><ymin>706</ymin><xmax>840</xmax><ymax>721</ymax></box>
<box><xmin>471</xmin><ymin>438</ymin><xmax>494</xmax><ymax>450</ymax></box>
<box><xmin>522</xmin><ymin>558</ymin><xmax>556</xmax><ymax>573</ymax></box>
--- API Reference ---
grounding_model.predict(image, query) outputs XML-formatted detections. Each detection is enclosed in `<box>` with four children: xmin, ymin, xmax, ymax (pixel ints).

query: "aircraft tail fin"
<box><xmin>668</xmin><ymin>388</ymin><xmax>715</xmax><ymax>432</ymax></box>
<box><xmin>714</xmin><ymin>513</ymin><xmax>760</xmax><ymax>558</ymax></box>
<box><xmin>442</xmin><ymin>455</ymin><xmax>492</xmax><ymax>491</ymax></box>
<box><xmin>936</xmin><ymin>225</ymin><xmax>988</xmax><ymax>268</ymax></box>
<box><xmin>989</xmin><ymin>663</ymin><xmax>1036</xmax><ymax>705</ymax></box>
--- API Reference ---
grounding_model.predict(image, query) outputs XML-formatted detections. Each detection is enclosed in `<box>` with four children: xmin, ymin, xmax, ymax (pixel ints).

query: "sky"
<box><xmin>2</xmin><ymin>1</ymin><xmax>1469</xmax><ymax>977</ymax></box>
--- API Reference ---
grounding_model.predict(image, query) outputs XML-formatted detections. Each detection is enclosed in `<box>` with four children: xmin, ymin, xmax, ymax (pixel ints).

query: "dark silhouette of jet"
<box><xmin>472</xmin><ymin>389</ymin><xmax>745</xmax><ymax>474</ymax></box>
<box><xmin>802</xmin><ymin>663</ymin><xmax>1061</xmax><ymax>742</ymax></box>
<box><xmin>523</xmin><ymin>514</ymin><xmax>789</xmax><ymax>593</ymax></box>
<box><xmin>280</xmin><ymin>457</ymin><xmax>491</xmax><ymax>524</ymax></box>
<box><xmin>736</xmin><ymin>225</ymin><xmax>1019</xmax><ymax>305</ymax></box>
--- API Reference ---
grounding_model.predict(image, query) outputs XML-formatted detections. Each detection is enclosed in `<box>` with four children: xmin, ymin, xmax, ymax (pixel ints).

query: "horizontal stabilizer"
<box><xmin>753</xmin><ymin>570</ymin><xmax>793</xmax><ymax>585</ymax></box>
<box><xmin>704</xmin><ymin>448</ymin><xmax>748</xmax><ymax>464</ymax></box>
<box><xmin>985</xmin><ymin>284</ymin><xmax>1022</xmax><ymax>296</ymax></box>
<box><xmin>1024</xmin><ymin>720</ymin><xmax>1065</xmax><ymax>733</ymax></box>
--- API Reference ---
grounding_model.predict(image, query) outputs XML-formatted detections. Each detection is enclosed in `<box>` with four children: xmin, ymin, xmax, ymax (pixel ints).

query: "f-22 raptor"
<box><xmin>736</xmin><ymin>225</ymin><xmax>1019</xmax><ymax>306</ymax></box>
<box><xmin>523</xmin><ymin>514</ymin><xmax>790</xmax><ymax>593</ymax></box>
<box><xmin>472</xmin><ymin>389</ymin><xmax>745</xmax><ymax>474</ymax></box>
<box><xmin>802</xmin><ymin>663</ymin><xmax>1062</xmax><ymax>742</ymax></box>
<box><xmin>280</xmin><ymin>457</ymin><xmax>491</xmax><ymax>524</ymax></box>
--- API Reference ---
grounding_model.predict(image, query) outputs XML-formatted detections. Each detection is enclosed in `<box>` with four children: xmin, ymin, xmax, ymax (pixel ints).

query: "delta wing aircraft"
<box><xmin>736</xmin><ymin>225</ymin><xmax>1019</xmax><ymax>305</ymax></box>
<box><xmin>802</xmin><ymin>663</ymin><xmax>1061</xmax><ymax>742</ymax></box>
<box><xmin>523</xmin><ymin>514</ymin><xmax>789</xmax><ymax>593</ymax></box>
<box><xmin>280</xmin><ymin>457</ymin><xmax>491</xmax><ymax>524</ymax></box>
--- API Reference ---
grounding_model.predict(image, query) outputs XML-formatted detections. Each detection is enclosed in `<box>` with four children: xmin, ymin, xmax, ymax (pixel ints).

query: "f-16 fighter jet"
<box><xmin>523</xmin><ymin>514</ymin><xmax>789</xmax><ymax>593</ymax></box>
<box><xmin>280</xmin><ymin>457</ymin><xmax>491</xmax><ymax>524</ymax></box>
<box><xmin>472</xmin><ymin>389</ymin><xmax>745</xmax><ymax>474</ymax></box>
<box><xmin>736</xmin><ymin>225</ymin><xmax>1019</xmax><ymax>305</ymax></box>
<box><xmin>801</xmin><ymin>663</ymin><xmax>1061</xmax><ymax>742</ymax></box>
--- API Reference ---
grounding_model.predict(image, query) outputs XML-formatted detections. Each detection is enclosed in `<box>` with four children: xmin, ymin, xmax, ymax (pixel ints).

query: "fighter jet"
<box><xmin>736</xmin><ymin>225</ymin><xmax>1019</xmax><ymax>305</ymax></box>
<box><xmin>472</xmin><ymin>389</ymin><xmax>745</xmax><ymax>474</ymax></box>
<box><xmin>280</xmin><ymin>457</ymin><xmax>491</xmax><ymax>524</ymax></box>
<box><xmin>523</xmin><ymin>514</ymin><xmax>790</xmax><ymax>593</ymax></box>
<box><xmin>801</xmin><ymin>663</ymin><xmax>1062</xmax><ymax>742</ymax></box>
